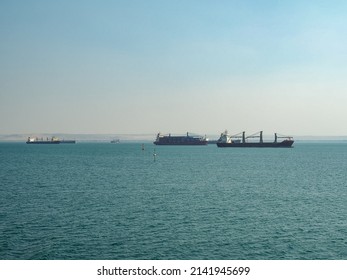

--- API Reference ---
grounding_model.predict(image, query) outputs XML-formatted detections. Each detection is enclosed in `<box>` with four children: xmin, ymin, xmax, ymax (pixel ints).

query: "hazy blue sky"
<box><xmin>1</xmin><ymin>0</ymin><xmax>347</xmax><ymax>136</ymax></box>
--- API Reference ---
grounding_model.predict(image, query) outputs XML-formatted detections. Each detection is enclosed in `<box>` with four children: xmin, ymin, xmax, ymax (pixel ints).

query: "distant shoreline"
<box><xmin>1</xmin><ymin>133</ymin><xmax>347</xmax><ymax>143</ymax></box>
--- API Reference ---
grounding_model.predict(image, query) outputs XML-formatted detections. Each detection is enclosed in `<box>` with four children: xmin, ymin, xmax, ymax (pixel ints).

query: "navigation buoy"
<box><xmin>153</xmin><ymin>149</ymin><xmax>157</xmax><ymax>161</ymax></box>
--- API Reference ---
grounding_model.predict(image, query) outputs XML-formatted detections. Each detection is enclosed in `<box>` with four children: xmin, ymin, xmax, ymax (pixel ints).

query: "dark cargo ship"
<box><xmin>216</xmin><ymin>131</ymin><xmax>294</xmax><ymax>148</ymax></box>
<box><xmin>154</xmin><ymin>132</ymin><xmax>208</xmax><ymax>145</ymax></box>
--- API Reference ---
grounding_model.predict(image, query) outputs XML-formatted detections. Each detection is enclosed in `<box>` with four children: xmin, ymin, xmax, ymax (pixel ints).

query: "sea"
<box><xmin>0</xmin><ymin>142</ymin><xmax>346</xmax><ymax>260</ymax></box>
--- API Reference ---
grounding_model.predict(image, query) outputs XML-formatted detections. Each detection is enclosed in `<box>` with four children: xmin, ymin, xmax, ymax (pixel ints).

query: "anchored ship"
<box><xmin>26</xmin><ymin>137</ymin><xmax>75</xmax><ymax>144</ymax></box>
<box><xmin>154</xmin><ymin>132</ymin><xmax>208</xmax><ymax>145</ymax></box>
<box><xmin>216</xmin><ymin>131</ymin><xmax>294</xmax><ymax>148</ymax></box>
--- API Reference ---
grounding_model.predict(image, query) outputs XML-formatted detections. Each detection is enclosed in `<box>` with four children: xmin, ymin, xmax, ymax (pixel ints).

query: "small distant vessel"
<box><xmin>154</xmin><ymin>132</ymin><xmax>208</xmax><ymax>145</ymax></box>
<box><xmin>216</xmin><ymin>131</ymin><xmax>294</xmax><ymax>148</ymax></box>
<box><xmin>60</xmin><ymin>140</ymin><xmax>76</xmax><ymax>144</ymax></box>
<box><xmin>111</xmin><ymin>139</ymin><xmax>120</xmax><ymax>144</ymax></box>
<box><xmin>26</xmin><ymin>137</ymin><xmax>76</xmax><ymax>144</ymax></box>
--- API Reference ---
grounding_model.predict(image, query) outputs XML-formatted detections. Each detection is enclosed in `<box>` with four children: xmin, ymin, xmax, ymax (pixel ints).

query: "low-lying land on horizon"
<box><xmin>1</xmin><ymin>133</ymin><xmax>347</xmax><ymax>143</ymax></box>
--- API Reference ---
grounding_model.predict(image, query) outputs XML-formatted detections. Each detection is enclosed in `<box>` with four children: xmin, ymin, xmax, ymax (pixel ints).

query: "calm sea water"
<box><xmin>0</xmin><ymin>142</ymin><xmax>346</xmax><ymax>260</ymax></box>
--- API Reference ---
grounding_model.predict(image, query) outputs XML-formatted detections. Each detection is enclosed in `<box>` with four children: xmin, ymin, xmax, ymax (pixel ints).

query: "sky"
<box><xmin>1</xmin><ymin>0</ymin><xmax>347</xmax><ymax>137</ymax></box>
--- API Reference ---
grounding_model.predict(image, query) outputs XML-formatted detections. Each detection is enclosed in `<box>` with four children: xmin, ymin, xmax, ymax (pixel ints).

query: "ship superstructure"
<box><xmin>26</xmin><ymin>137</ymin><xmax>75</xmax><ymax>144</ymax></box>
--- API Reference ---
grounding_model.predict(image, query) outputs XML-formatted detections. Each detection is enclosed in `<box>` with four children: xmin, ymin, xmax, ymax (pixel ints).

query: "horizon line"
<box><xmin>1</xmin><ymin>133</ymin><xmax>347</xmax><ymax>142</ymax></box>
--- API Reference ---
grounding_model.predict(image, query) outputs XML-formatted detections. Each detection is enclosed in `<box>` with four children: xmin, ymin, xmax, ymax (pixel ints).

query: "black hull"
<box><xmin>61</xmin><ymin>140</ymin><xmax>76</xmax><ymax>144</ymax></box>
<box><xmin>154</xmin><ymin>141</ymin><xmax>208</xmax><ymax>146</ymax></box>
<box><xmin>26</xmin><ymin>140</ymin><xmax>75</xmax><ymax>144</ymax></box>
<box><xmin>26</xmin><ymin>141</ymin><xmax>60</xmax><ymax>144</ymax></box>
<box><xmin>217</xmin><ymin>140</ymin><xmax>294</xmax><ymax>148</ymax></box>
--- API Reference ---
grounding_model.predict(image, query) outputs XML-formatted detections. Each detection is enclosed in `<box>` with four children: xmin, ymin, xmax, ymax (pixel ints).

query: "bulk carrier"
<box><xmin>216</xmin><ymin>131</ymin><xmax>294</xmax><ymax>148</ymax></box>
